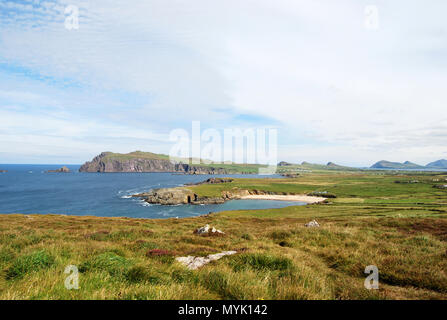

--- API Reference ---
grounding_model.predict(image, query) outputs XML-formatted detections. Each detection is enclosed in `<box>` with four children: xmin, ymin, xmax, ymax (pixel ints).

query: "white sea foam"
<box><xmin>138</xmin><ymin>200</ymin><xmax>151</xmax><ymax>207</ymax></box>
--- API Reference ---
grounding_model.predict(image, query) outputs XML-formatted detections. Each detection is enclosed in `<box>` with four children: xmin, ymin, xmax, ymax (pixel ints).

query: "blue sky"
<box><xmin>1</xmin><ymin>0</ymin><xmax>447</xmax><ymax>166</ymax></box>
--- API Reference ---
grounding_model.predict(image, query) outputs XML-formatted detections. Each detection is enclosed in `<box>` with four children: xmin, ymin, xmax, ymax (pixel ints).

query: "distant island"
<box><xmin>79</xmin><ymin>151</ymin><xmax>265</xmax><ymax>174</ymax></box>
<box><xmin>371</xmin><ymin>159</ymin><xmax>447</xmax><ymax>170</ymax></box>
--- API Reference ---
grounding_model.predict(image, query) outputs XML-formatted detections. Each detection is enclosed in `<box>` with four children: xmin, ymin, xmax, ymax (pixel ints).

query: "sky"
<box><xmin>0</xmin><ymin>0</ymin><xmax>446</xmax><ymax>166</ymax></box>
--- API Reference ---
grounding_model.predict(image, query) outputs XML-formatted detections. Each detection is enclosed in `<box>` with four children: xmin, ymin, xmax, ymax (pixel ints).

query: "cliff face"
<box><xmin>79</xmin><ymin>152</ymin><xmax>229</xmax><ymax>174</ymax></box>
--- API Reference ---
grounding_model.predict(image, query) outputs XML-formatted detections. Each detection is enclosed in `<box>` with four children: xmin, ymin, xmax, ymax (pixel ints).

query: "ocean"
<box><xmin>0</xmin><ymin>164</ymin><xmax>304</xmax><ymax>218</ymax></box>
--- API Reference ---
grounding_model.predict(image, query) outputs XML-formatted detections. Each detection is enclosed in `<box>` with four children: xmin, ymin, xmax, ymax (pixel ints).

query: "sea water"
<box><xmin>0</xmin><ymin>164</ymin><xmax>304</xmax><ymax>218</ymax></box>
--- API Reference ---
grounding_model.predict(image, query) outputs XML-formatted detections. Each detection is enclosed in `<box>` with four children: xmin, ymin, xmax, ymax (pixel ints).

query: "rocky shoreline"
<box><xmin>134</xmin><ymin>185</ymin><xmax>327</xmax><ymax>206</ymax></box>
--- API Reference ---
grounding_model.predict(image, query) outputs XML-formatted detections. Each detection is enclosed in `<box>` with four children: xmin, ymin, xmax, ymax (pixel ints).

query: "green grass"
<box><xmin>0</xmin><ymin>170</ymin><xmax>446</xmax><ymax>299</ymax></box>
<box><xmin>230</xmin><ymin>253</ymin><xmax>294</xmax><ymax>272</ymax></box>
<box><xmin>6</xmin><ymin>250</ymin><xmax>55</xmax><ymax>280</ymax></box>
<box><xmin>79</xmin><ymin>252</ymin><xmax>133</xmax><ymax>278</ymax></box>
<box><xmin>103</xmin><ymin>151</ymin><xmax>170</xmax><ymax>161</ymax></box>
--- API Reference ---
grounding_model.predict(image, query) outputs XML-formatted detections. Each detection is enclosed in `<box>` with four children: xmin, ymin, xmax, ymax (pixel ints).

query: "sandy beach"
<box><xmin>240</xmin><ymin>194</ymin><xmax>326</xmax><ymax>204</ymax></box>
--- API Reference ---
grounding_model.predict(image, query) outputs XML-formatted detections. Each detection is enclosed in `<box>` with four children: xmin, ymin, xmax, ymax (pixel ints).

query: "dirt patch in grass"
<box><xmin>84</xmin><ymin>230</ymin><xmax>110</xmax><ymax>240</ymax></box>
<box><xmin>230</xmin><ymin>253</ymin><xmax>294</xmax><ymax>272</ymax></box>
<box><xmin>392</xmin><ymin>219</ymin><xmax>447</xmax><ymax>241</ymax></box>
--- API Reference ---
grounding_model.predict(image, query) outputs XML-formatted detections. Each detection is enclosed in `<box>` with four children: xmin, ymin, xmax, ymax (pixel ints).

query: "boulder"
<box><xmin>305</xmin><ymin>220</ymin><xmax>320</xmax><ymax>228</ymax></box>
<box><xmin>175</xmin><ymin>251</ymin><xmax>237</xmax><ymax>270</ymax></box>
<box><xmin>194</xmin><ymin>224</ymin><xmax>224</xmax><ymax>235</ymax></box>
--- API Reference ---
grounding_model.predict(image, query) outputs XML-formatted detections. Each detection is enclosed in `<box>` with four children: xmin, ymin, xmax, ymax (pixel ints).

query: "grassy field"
<box><xmin>0</xmin><ymin>170</ymin><xmax>446</xmax><ymax>299</ymax></box>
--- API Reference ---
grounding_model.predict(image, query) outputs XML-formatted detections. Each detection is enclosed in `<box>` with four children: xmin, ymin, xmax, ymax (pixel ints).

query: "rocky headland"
<box><xmin>134</xmin><ymin>185</ymin><xmax>326</xmax><ymax>205</ymax></box>
<box><xmin>79</xmin><ymin>151</ymin><xmax>253</xmax><ymax>174</ymax></box>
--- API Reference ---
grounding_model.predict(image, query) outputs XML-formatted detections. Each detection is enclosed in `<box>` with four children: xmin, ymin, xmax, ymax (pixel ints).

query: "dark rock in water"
<box><xmin>0</xmin><ymin>170</ymin><xmax>7</xmax><ymax>173</ymax></box>
<box><xmin>47</xmin><ymin>166</ymin><xmax>70</xmax><ymax>173</ymax></box>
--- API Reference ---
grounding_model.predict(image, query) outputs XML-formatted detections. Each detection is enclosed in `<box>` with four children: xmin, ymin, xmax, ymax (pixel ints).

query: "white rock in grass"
<box><xmin>194</xmin><ymin>224</ymin><xmax>224</xmax><ymax>235</ymax></box>
<box><xmin>176</xmin><ymin>251</ymin><xmax>237</xmax><ymax>270</ymax></box>
<box><xmin>305</xmin><ymin>220</ymin><xmax>320</xmax><ymax>228</ymax></box>
<box><xmin>195</xmin><ymin>224</ymin><xmax>210</xmax><ymax>234</ymax></box>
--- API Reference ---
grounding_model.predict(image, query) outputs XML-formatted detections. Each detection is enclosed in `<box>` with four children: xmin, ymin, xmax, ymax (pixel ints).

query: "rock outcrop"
<box><xmin>305</xmin><ymin>220</ymin><xmax>320</xmax><ymax>228</ymax></box>
<box><xmin>134</xmin><ymin>187</ymin><xmax>225</xmax><ymax>205</ymax></box>
<box><xmin>47</xmin><ymin>166</ymin><xmax>70</xmax><ymax>173</ymax></box>
<box><xmin>186</xmin><ymin>178</ymin><xmax>234</xmax><ymax>186</ymax></box>
<box><xmin>193</xmin><ymin>224</ymin><xmax>224</xmax><ymax>235</ymax></box>
<box><xmin>175</xmin><ymin>251</ymin><xmax>237</xmax><ymax>270</ymax></box>
<box><xmin>134</xmin><ymin>185</ymin><xmax>312</xmax><ymax>206</ymax></box>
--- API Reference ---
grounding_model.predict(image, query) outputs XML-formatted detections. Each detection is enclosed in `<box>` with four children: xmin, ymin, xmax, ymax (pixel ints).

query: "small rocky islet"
<box><xmin>46</xmin><ymin>166</ymin><xmax>71</xmax><ymax>173</ymax></box>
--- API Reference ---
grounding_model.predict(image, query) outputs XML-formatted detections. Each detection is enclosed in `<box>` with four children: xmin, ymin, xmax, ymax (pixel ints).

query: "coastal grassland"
<box><xmin>193</xmin><ymin>163</ymin><xmax>265</xmax><ymax>174</ymax></box>
<box><xmin>103</xmin><ymin>151</ymin><xmax>171</xmax><ymax>161</ymax></box>
<box><xmin>0</xmin><ymin>171</ymin><xmax>446</xmax><ymax>299</ymax></box>
<box><xmin>187</xmin><ymin>171</ymin><xmax>447</xmax><ymax>204</ymax></box>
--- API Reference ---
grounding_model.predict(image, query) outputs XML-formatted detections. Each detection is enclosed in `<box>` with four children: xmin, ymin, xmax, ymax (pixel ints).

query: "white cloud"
<box><xmin>0</xmin><ymin>0</ymin><xmax>446</xmax><ymax>165</ymax></box>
